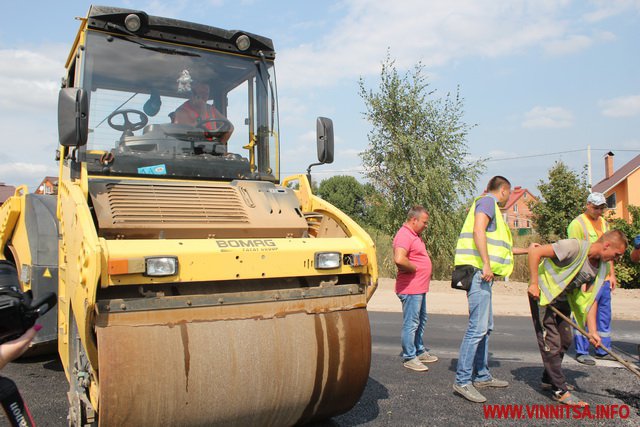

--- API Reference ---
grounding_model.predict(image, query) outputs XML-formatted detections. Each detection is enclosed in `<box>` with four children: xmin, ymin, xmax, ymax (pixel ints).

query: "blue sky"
<box><xmin>1</xmin><ymin>0</ymin><xmax>639</xmax><ymax>196</ymax></box>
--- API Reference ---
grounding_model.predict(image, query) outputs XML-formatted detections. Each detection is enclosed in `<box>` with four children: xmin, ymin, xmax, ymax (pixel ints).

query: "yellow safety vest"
<box><xmin>567</xmin><ymin>213</ymin><xmax>608</xmax><ymax>242</ymax></box>
<box><xmin>454</xmin><ymin>196</ymin><xmax>514</xmax><ymax>277</ymax></box>
<box><xmin>537</xmin><ymin>239</ymin><xmax>609</xmax><ymax>327</ymax></box>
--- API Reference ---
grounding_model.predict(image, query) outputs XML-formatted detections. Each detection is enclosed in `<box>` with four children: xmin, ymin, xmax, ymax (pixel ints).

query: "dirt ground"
<box><xmin>368</xmin><ymin>278</ymin><xmax>640</xmax><ymax>320</ymax></box>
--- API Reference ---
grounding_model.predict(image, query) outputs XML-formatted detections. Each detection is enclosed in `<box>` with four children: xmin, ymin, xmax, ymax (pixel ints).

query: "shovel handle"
<box><xmin>547</xmin><ymin>304</ymin><xmax>640</xmax><ymax>380</ymax></box>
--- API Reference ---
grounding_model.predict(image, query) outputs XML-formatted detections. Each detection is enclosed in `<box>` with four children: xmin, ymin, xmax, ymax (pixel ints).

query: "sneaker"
<box><xmin>473</xmin><ymin>378</ymin><xmax>509</xmax><ymax>388</ymax></box>
<box><xmin>453</xmin><ymin>383</ymin><xmax>487</xmax><ymax>403</ymax></box>
<box><xmin>403</xmin><ymin>357</ymin><xmax>428</xmax><ymax>372</ymax></box>
<box><xmin>576</xmin><ymin>354</ymin><xmax>596</xmax><ymax>365</ymax></box>
<box><xmin>553</xmin><ymin>390</ymin><xmax>588</xmax><ymax>407</ymax></box>
<box><xmin>594</xmin><ymin>353</ymin><xmax>616</xmax><ymax>361</ymax></box>
<box><xmin>417</xmin><ymin>351</ymin><xmax>439</xmax><ymax>363</ymax></box>
<box><xmin>541</xmin><ymin>381</ymin><xmax>575</xmax><ymax>391</ymax></box>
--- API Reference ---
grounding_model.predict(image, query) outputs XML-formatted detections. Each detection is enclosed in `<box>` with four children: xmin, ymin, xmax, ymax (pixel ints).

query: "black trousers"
<box><xmin>529</xmin><ymin>296</ymin><xmax>573</xmax><ymax>392</ymax></box>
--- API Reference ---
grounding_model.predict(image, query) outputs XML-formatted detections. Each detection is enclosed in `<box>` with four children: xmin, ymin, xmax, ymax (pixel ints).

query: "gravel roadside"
<box><xmin>368</xmin><ymin>278</ymin><xmax>640</xmax><ymax>320</ymax></box>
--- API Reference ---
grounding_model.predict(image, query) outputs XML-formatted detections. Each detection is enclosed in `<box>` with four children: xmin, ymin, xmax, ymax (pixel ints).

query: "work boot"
<box><xmin>576</xmin><ymin>354</ymin><xmax>596</xmax><ymax>365</ymax></box>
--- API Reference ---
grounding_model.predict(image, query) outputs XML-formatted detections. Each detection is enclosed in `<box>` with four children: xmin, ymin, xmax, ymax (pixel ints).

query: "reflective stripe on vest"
<box><xmin>181</xmin><ymin>102</ymin><xmax>218</xmax><ymax>129</ymax></box>
<box><xmin>573</xmin><ymin>214</ymin><xmax>609</xmax><ymax>242</ymax></box>
<box><xmin>454</xmin><ymin>196</ymin><xmax>514</xmax><ymax>276</ymax></box>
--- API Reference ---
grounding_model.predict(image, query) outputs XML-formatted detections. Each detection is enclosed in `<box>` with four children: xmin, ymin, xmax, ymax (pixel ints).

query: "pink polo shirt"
<box><xmin>393</xmin><ymin>224</ymin><xmax>432</xmax><ymax>294</ymax></box>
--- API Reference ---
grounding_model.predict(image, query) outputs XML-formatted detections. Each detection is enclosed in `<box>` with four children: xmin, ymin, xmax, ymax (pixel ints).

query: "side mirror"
<box><xmin>316</xmin><ymin>117</ymin><xmax>334</xmax><ymax>164</ymax></box>
<box><xmin>58</xmin><ymin>88</ymin><xmax>89</xmax><ymax>147</ymax></box>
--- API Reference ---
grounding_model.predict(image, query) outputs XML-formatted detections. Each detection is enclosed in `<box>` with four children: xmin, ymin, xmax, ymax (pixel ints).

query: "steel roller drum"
<box><xmin>96</xmin><ymin>298</ymin><xmax>371</xmax><ymax>426</ymax></box>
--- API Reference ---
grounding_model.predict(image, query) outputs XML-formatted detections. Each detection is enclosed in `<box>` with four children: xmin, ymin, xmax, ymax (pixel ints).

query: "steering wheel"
<box><xmin>197</xmin><ymin>118</ymin><xmax>232</xmax><ymax>133</ymax></box>
<box><xmin>107</xmin><ymin>109</ymin><xmax>149</xmax><ymax>132</ymax></box>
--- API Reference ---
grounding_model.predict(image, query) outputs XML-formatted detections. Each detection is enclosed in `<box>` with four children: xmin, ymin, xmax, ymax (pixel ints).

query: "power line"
<box><xmin>485</xmin><ymin>149</ymin><xmax>585</xmax><ymax>162</ymax></box>
<box><xmin>281</xmin><ymin>148</ymin><xmax>640</xmax><ymax>173</ymax></box>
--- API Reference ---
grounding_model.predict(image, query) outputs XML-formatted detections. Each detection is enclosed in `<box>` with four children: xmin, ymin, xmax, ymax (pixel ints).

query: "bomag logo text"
<box><xmin>217</xmin><ymin>239</ymin><xmax>277</xmax><ymax>249</ymax></box>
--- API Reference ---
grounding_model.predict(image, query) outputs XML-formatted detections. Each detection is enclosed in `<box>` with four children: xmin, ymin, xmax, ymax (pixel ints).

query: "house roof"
<box><xmin>39</xmin><ymin>176</ymin><xmax>58</xmax><ymax>185</ymax></box>
<box><xmin>502</xmin><ymin>186</ymin><xmax>537</xmax><ymax>210</ymax></box>
<box><xmin>592</xmin><ymin>154</ymin><xmax>640</xmax><ymax>194</ymax></box>
<box><xmin>0</xmin><ymin>183</ymin><xmax>16</xmax><ymax>204</ymax></box>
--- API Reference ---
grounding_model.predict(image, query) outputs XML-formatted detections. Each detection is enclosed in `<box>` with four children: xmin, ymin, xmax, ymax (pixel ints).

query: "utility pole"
<box><xmin>587</xmin><ymin>144</ymin><xmax>592</xmax><ymax>190</ymax></box>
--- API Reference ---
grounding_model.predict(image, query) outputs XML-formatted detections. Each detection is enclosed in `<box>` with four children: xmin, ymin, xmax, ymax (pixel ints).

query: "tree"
<box><xmin>358</xmin><ymin>54</ymin><xmax>483</xmax><ymax>277</ymax></box>
<box><xmin>608</xmin><ymin>205</ymin><xmax>640</xmax><ymax>288</ymax></box>
<box><xmin>317</xmin><ymin>175</ymin><xmax>366</xmax><ymax>222</ymax></box>
<box><xmin>529</xmin><ymin>161</ymin><xmax>589</xmax><ymax>241</ymax></box>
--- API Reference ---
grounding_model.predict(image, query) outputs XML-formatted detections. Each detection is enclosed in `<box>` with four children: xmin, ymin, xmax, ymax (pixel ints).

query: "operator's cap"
<box><xmin>587</xmin><ymin>192</ymin><xmax>606</xmax><ymax>206</ymax></box>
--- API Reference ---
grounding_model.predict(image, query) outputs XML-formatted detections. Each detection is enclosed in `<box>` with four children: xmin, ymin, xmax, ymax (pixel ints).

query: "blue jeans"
<box><xmin>397</xmin><ymin>293</ymin><xmax>428</xmax><ymax>360</ymax></box>
<box><xmin>574</xmin><ymin>281</ymin><xmax>612</xmax><ymax>357</ymax></box>
<box><xmin>455</xmin><ymin>271</ymin><xmax>493</xmax><ymax>385</ymax></box>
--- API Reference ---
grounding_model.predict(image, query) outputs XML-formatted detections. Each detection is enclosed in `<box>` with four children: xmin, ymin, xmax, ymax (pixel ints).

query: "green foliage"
<box><xmin>317</xmin><ymin>175</ymin><xmax>366</xmax><ymax>222</ymax></box>
<box><xmin>358</xmin><ymin>53</ymin><xmax>484</xmax><ymax>279</ymax></box>
<box><xmin>361</xmin><ymin>182</ymin><xmax>389</xmax><ymax>231</ymax></box>
<box><xmin>363</xmin><ymin>226</ymin><xmax>396</xmax><ymax>278</ymax></box>
<box><xmin>529</xmin><ymin>161</ymin><xmax>589</xmax><ymax>242</ymax></box>
<box><xmin>608</xmin><ymin>205</ymin><xmax>640</xmax><ymax>288</ymax></box>
<box><xmin>508</xmin><ymin>233</ymin><xmax>542</xmax><ymax>282</ymax></box>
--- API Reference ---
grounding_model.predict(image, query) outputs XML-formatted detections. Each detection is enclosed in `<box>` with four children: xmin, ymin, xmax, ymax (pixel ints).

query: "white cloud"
<box><xmin>599</xmin><ymin>95</ymin><xmax>640</xmax><ymax>117</ymax></box>
<box><xmin>522</xmin><ymin>106</ymin><xmax>574</xmax><ymax>128</ymax></box>
<box><xmin>582</xmin><ymin>0</ymin><xmax>640</xmax><ymax>23</ymax></box>
<box><xmin>274</xmin><ymin>0</ymin><xmax>639</xmax><ymax>91</ymax></box>
<box><xmin>0</xmin><ymin>162</ymin><xmax>58</xmax><ymax>191</ymax></box>
<box><xmin>276</xmin><ymin>0</ymin><xmax>574</xmax><ymax>89</ymax></box>
<box><xmin>0</xmin><ymin>48</ymin><xmax>64</xmax><ymax>113</ymax></box>
<box><xmin>544</xmin><ymin>34</ymin><xmax>593</xmax><ymax>55</ymax></box>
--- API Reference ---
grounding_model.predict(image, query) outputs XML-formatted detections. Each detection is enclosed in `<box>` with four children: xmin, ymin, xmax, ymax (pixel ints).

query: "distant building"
<box><xmin>500</xmin><ymin>186</ymin><xmax>537</xmax><ymax>232</ymax></box>
<box><xmin>0</xmin><ymin>183</ymin><xmax>17</xmax><ymax>205</ymax></box>
<box><xmin>592</xmin><ymin>152</ymin><xmax>640</xmax><ymax>222</ymax></box>
<box><xmin>35</xmin><ymin>176</ymin><xmax>58</xmax><ymax>195</ymax></box>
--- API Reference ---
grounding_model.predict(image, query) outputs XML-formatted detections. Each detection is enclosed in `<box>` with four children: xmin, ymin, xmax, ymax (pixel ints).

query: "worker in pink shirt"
<box><xmin>393</xmin><ymin>206</ymin><xmax>438</xmax><ymax>371</ymax></box>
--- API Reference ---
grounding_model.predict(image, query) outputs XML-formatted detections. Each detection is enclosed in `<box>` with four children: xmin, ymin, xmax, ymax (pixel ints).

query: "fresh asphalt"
<box><xmin>3</xmin><ymin>313</ymin><xmax>639</xmax><ymax>426</ymax></box>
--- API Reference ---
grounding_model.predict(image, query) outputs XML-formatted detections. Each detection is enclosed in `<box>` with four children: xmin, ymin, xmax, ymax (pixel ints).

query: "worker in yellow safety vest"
<box><xmin>452</xmin><ymin>176</ymin><xmax>532</xmax><ymax>404</ymax></box>
<box><xmin>527</xmin><ymin>230</ymin><xmax>627</xmax><ymax>407</ymax></box>
<box><xmin>567</xmin><ymin>192</ymin><xmax>617</xmax><ymax>366</ymax></box>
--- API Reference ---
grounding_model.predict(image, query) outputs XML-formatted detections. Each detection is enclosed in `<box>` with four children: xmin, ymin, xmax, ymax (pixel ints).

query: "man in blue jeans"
<box><xmin>452</xmin><ymin>176</ymin><xmax>531</xmax><ymax>402</ymax></box>
<box><xmin>393</xmin><ymin>206</ymin><xmax>438</xmax><ymax>371</ymax></box>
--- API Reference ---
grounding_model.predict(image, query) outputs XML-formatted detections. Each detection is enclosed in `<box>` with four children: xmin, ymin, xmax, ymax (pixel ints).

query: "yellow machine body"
<box><xmin>0</xmin><ymin>5</ymin><xmax>378</xmax><ymax>426</ymax></box>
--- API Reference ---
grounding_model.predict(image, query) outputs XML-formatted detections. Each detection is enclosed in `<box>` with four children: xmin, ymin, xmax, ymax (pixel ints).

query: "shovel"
<box><xmin>548</xmin><ymin>304</ymin><xmax>640</xmax><ymax>380</ymax></box>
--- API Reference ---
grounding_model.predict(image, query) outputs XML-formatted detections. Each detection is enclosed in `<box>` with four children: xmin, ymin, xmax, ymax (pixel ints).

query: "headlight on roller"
<box><xmin>314</xmin><ymin>252</ymin><xmax>341</xmax><ymax>270</ymax></box>
<box><xmin>145</xmin><ymin>257</ymin><xmax>178</xmax><ymax>276</ymax></box>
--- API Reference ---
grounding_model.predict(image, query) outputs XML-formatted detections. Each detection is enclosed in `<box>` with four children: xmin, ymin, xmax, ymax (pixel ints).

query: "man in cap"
<box><xmin>566</xmin><ymin>192</ymin><xmax>617</xmax><ymax>365</ymax></box>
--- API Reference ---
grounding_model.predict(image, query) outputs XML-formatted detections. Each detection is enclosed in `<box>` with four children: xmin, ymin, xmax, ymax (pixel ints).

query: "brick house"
<box><xmin>35</xmin><ymin>176</ymin><xmax>58</xmax><ymax>195</ymax></box>
<box><xmin>500</xmin><ymin>186</ymin><xmax>537</xmax><ymax>231</ymax></box>
<box><xmin>0</xmin><ymin>183</ymin><xmax>17</xmax><ymax>205</ymax></box>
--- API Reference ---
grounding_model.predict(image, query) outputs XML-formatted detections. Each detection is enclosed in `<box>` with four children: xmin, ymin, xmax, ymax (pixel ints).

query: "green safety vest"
<box><xmin>537</xmin><ymin>239</ymin><xmax>609</xmax><ymax>328</ymax></box>
<box><xmin>567</xmin><ymin>213</ymin><xmax>608</xmax><ymax>242</ymax></box>
<box><xmin>454</xmin><ymin>196</ymin><xmax>514</xmax><ymax>277</ymax></box>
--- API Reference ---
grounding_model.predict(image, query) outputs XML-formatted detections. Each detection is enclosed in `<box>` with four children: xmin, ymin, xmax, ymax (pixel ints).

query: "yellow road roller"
<box><xmin>0</xmin><ymin>5</ymin><xmax>377</xmax><ymax>426</ymax></box>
